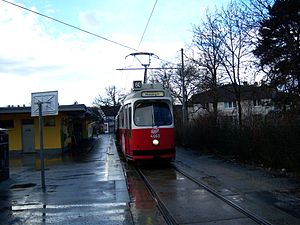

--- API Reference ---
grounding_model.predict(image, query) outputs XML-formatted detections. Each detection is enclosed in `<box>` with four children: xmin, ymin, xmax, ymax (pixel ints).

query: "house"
<box><xmin>188</xmin><ymin>84</ymin><xmax>275</xmax><ymax>121</ymax></box>
<box><xmin>99</xmin><ymin>106</ymin><xmax>120</xmax><ymax>133</ymax></box>
<box><xmin>0</xmin><ymin>104</ymin><xmax>96</xmax><ymax>154</ymax></box>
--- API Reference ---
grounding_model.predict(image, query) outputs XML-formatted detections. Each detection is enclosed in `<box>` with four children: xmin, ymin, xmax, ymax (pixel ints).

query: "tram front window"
<box><xmin>134</xmin><ymin>101</ymin><xmax>172</xmax><ymax>126</ymax></box>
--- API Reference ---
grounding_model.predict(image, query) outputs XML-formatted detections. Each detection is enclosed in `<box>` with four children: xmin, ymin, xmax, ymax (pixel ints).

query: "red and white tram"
<box><xmin>115</xmin><ymin>81</ymin><xmax>175</xmax><ymax>161</ymax></box>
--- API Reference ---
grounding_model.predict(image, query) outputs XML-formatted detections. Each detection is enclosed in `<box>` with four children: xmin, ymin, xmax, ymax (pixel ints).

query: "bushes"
<box><xmin>180</xmin><ymin>113</ymin><xmax>300</xmax><ymax>172</ymax></box>
<box><xmin>253</xmin><ymin>114</ymin><xmax>300</xmax><ymax>171</ymax></box>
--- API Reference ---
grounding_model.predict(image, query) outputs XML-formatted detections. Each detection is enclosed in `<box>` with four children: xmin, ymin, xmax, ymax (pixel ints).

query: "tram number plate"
<box><xmin>150</xmin><ymin>133</ymin><xmax>160</xmax><ymax>139</ymax></box>
<box><xmin>150</xmin><ymin>128</ymin><xmax>160</xmax><ymax>139</ymax></box>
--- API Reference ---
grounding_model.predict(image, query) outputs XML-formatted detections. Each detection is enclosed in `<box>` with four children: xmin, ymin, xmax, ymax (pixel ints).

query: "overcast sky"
<box><xmin>0</xmin><ymin>0</ymin><xmax>230</xmax><ymax>107</ymax></box>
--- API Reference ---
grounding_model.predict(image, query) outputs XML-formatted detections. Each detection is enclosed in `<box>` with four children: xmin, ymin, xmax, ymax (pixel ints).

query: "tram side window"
<box><xmin>124</xmin><ymin>105</ymin><xmax>128</xmax><ymax>129</ymax></box>
<box><xmin>119</xmin><ymin>111</ymin><xmax>124</xmax><ymax>128</ymax></box>
<box><xmin>128</xmin><ymin>105</ymin><xmax>132</xmax><ymax>130</ymax></box>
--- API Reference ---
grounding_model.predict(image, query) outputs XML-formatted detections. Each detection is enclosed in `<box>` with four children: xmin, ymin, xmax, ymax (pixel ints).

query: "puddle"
<box><xmin>10</xmin><ymin>183</ymin><xmax>36</xmax><ymax>189</ymax></box>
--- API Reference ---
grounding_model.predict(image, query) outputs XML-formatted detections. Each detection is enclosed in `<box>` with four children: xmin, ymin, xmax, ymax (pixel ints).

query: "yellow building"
<box><xmin>0</xmin><ymin>104</ymin><xmax>95</xmax><ymax>154</ymax></box>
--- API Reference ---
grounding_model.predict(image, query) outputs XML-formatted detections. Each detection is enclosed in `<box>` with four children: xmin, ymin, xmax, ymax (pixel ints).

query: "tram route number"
<box><xmin>133</xmin><ymin>80</ymin><xmax>142</xmax><ymax>89</ymax></box>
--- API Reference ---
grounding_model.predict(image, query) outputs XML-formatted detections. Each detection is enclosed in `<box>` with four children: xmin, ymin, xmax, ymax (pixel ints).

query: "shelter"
<box><xmin>0</xmin><ymin>104</ymin><xmax>95</xmax><ymax>154</ymax></box>
<box><xmin>99</xmin><ymin>106</ymin><xmax>120</xmax><ymax>133</ymax></box>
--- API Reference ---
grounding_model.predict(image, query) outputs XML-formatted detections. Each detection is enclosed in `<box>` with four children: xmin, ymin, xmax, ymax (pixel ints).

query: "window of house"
<box><xmin>22</xmin><ymin>119</ymin><xmax>34</xmax><ymax>125</ymax></box>
<box><xmin>202</xmin><ymin>103</ymin><xmax>209</xmax><ymax>110</ymax></box>
<box><xmin>253</xmin><ymin>99</ymin><xmax>262</xmax><ymax>106</ymax></box>
<box><xmin>0</xmin><ymin>120</ymin><xmax>14</xmax><ymax>128</ymax></box>
<box><xmin>224</xmin><ymin>101</ymin><xmax>236</xmax><ymax>108</ymax></box>
<box><xmin>44</xmin><ymin>117</ymin><xmax>56</xmax><ymax>127</ymax></box>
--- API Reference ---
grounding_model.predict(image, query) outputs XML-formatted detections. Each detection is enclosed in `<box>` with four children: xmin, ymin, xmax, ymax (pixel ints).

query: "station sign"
<box><xmin>31</xmin><ymin>91</ymin><xmax>58</xmax><ymax>117</ymax></box>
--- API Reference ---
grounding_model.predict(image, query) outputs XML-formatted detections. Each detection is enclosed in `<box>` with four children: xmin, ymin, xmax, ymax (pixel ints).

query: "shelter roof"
<box><xmin>0</xmin><ymin>104</ymin><xmax>87</xmax><ymax>115</ymax></box>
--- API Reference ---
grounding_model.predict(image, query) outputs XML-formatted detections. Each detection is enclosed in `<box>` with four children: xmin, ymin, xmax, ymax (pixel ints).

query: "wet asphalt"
<box><xmin>1</xmin><ymin>134</ymin><xmax>300</xmax><ymax>225</ymax></box>
<box><xmin>175</xmin><ymin>147</ymin><xmax>300</xmax><ymax>225</ymax></box>
<box><xmin>0</xmin><ymin>134</ymin><xmax>133</xmax><ymax>225</ymax></box>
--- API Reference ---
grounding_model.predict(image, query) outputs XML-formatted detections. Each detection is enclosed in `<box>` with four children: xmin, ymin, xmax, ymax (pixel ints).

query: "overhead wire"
<box><xmin>135</xmin><ymin>0</ymin><xmax>179</xmax><ymax>66</ymax></box>
<box><xmin>0</xmin><ymin>0</ymin><xmax>138</xmax><ymax>51</ymax></box>
<box><xmin>1</xmin><ymin>0</ymin><xmax>178</xmax><ymax>67</ymax></box>
<box><xmin>137</xmin><ymin>0</ymin><xmax>158</xmax><ymax>50</ymax></box>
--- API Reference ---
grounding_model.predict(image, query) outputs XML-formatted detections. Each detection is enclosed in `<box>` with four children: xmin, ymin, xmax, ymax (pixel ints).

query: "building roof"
<box><xmin>0</xmin><ymin>104</ymin><xmax>88</xmax><ymax>115</ymax></box>
<box><xmin>100</xmin><ymin>106</ymin><xmax>120</xmax><ymax>117</ymax></box>
<box><xmin>189</xmin><ymin>84</ymin><xmax>274</xmax><ymax>105</ymax></box>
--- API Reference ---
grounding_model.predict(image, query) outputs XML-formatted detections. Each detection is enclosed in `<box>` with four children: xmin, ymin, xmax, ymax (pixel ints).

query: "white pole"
<box><xmin>38</xmin><ymin>101</ymin><xmax>46</xmax><ymax>189</ymax></box>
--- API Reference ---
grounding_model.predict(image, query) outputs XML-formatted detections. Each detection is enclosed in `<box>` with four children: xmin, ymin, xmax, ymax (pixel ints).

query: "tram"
<box><xmin>115</xmin><ymin>81</ymin><xmax>175</xmax><ymax>161</ymax></box>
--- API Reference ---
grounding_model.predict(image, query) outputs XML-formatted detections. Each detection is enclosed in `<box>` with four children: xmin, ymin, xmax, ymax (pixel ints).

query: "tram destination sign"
<box><xmin>31</xmin><ymin>91</ymin><xmax>58</xmax><ymax>117</ymax></box>
<box><xmin>141</xmin><ymin>91</ymin><xmax>165</xmax><ymax>97</ymax></box>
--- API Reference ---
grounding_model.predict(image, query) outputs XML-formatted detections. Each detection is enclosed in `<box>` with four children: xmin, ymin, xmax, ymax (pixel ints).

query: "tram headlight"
<box><xmin>152</xmin><ymin>139</ymin><xmax>159</xmax><ymax>146</ymax></box>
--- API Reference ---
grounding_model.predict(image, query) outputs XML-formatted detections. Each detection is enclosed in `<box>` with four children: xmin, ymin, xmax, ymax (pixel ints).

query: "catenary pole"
<box><xmin>181</xmin><ymin>48</ymin><xmax>187</xmax><ymax>125</ymax></box>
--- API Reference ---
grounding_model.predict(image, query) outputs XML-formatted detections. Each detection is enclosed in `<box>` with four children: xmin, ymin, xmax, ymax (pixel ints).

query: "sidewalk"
<box><xmin>0</xmin><ymin>134</ymin><xmax>133</xmax><ymax>225</ymax></box>
<box><xmin>175</xmin><ymin>147</ymin><xmax>300</xmax><ymax>225</ymax></box>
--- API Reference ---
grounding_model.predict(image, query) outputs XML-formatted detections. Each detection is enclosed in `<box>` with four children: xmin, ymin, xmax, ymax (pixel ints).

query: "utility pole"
<box><xmin>181</xmin><ymin>48</ymin><xmax>187</xmax><ymax>125</ymax></box>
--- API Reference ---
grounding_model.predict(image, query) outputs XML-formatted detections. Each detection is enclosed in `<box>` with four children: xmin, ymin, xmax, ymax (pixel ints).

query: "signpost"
<box><xmin>31</xmin><ymin>91</ymin><xmax>58</xmax><ymax>189</ymax></box>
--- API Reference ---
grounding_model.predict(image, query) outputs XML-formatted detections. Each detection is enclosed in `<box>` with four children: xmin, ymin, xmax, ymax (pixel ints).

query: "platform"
<box><xmin>0</xmin><ymin>134</ymin><xmax>133</xmax><ymax>225</ymax></box>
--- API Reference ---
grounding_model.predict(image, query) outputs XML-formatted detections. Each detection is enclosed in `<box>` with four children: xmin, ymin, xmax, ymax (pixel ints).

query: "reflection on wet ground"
<box><xmin>0</xmin><ymin>135</ymin><xmax>134</xmax><ymax>225</ymax></box>
<box><xmin>112</xmin><ymin>147</ymin><xmax>168</xmax><ymax>225</ymax></box>
<box><xmin>3</xmin><ymin>134</ymin><xmax>299</xmax><ymax>225</ymax></box>
<box><xmin>9</xmin><ymin>146</ymin><xmax>100</xmax><ymax>169</ymax></box>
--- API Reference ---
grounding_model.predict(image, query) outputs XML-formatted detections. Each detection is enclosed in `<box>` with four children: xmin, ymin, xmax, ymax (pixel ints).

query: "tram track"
<box><xmin>173</xmin><ymin>164</ymin><xmax>273</xmax><ymax>225</ymax></box>
<box><xmin>135</xmin><ymin>164</ymin><xmax>177</xmax><ymax>225</ymax></box>
<box><xmin>135</xmin><ymin>162</ymin><xmax>275</xmax><ymax>225</ymax></box>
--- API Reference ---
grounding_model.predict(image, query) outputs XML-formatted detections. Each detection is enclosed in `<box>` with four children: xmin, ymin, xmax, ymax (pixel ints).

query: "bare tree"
<box><xmin>148</xmin><ymin>61</ymin><xmax>204</xmax><ymax>105</ymax></box>
<box><xmin>192</xmin><ymin>9</ymin><xmax>225</xmax><ymax>122</ymax></box>
<box><xmin>243</xmin><ymin>0</ymin><xmax>274</xmax><ymax>27</ymax></box>
<box><xmin>217</xmin><ymin>1</ymin><xmax>256</xmax><ymax>129</ymax></box>
<box><xmin>149</xmin><ymin>63</ymin><xmax>182</xmax><ymax>104</ymax></box>
<box><xmin>190</xmin><ymin>1</ymin><xmax>271</xmax><ymax>129</ymax></box>
<box><xmin>93</xmin><ymin>86</ymin><xmax>126</xmax><ymax>107</ymax></box>
<box><xmin>242</xmin><ymin>0</ymin><xmax>275</xmax><ymax>82</ymax></box>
